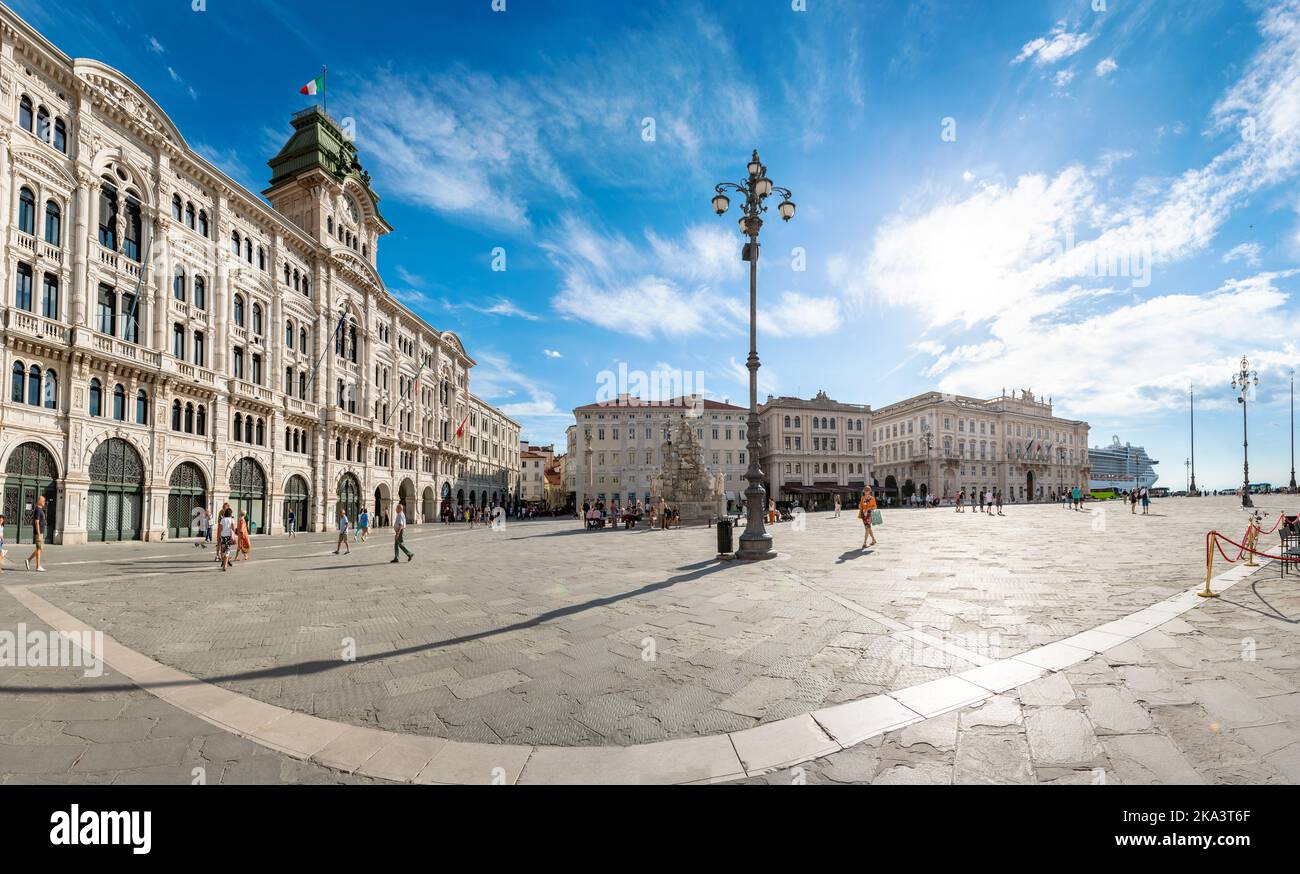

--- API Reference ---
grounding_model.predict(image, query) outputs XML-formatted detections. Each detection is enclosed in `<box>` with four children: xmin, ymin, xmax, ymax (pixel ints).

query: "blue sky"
<box><xmin>20</xmin><ymin>0</ymin><xmax>1300</xmax><ymax>489</ymax></box>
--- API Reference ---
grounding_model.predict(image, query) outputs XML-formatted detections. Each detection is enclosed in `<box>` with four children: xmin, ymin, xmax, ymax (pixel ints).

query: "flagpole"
<box><xmin>322</xmin><ymin>65</ymin><xmax>328</xmax><ymax>116</ymax></box>
<box><xmin>382</xmin><ymin>361</ymin><xmax>425</xmax><ymax>427</ymax></box>
<box><xmin>123</xmin><ymin>232</ymin><xmax>152</xmax><ymax>344</ymax></box>
<box><xmin>303</xmin><ymin>305</ymin><xmax>347</xmax><ymax>398</ymax></box>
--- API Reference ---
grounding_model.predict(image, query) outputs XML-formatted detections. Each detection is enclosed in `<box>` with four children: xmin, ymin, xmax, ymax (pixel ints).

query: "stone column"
<box><xmin>72</xmin><ymin>171</ymin><xmax>93</xmax><ymax>329</ymax></box>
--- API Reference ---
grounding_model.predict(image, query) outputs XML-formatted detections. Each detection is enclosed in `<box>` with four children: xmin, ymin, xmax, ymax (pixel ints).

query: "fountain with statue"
<box><xmin>650</xmin><ymin>416</ymin><xmax>727</xmax><ymax>525</ymax></box>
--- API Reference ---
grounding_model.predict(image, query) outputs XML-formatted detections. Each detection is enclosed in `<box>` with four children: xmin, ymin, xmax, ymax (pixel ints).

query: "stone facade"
<box><xmin>0</xmin><ymin>7</ymin><xmax>518</xmax><ymax>543</ymax></box>
<box><xmin>568</xmin><ymin>394</ymin><xmax>749</xmax><ymax>510</ymax></box>
<box><xmin>869</xmin><ymin>390</ymin><xmax>1090</xmax><ymax>503</ymax></box>
<box><xmin>757</xmin><ymin>391</ymin><xmax>872</xmax><ymax>505</ymax></box>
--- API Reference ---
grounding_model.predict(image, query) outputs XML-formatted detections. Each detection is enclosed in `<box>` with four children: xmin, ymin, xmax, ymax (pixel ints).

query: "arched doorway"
<box><xmin>398</xmin><ymin>478</ymin><xmax>416</xmax><ymax>518</ymax></box>
<box><xmin>88</xmin><ymin>438</ymin><xmax>144</xmax><ymax>542</ymax></box>
<box><xmin>422</xmin><ymin>487</ymin><xmax>435</xmax><ymax>523</ymax></box>
<box><xmin>1026</xmin><ymin>470</ymin><xmax>1035</xmax><ymax>501</ymax></box>
<box><xmin>468</xmin><ymin>490</ymin><xmax>476</xmax><ymax>509</ymax></box>
<box><xmin>441</xmin><ymin>483</ymin><xmax>452</xmax><ymax>517</ymax></box>
<box><xmin>228</xmin><ymin>458</ymin><xmax>267</xmax><ymax>534</ymax></box>
<box><xmin>884</xmin><ymin>475</ymin><xmax>898</xmax><ymax>503</ymax></box>
<box><xmin>167</xmin><ymin>462</ymin><xmax>207</xmax><ymax>539</ymax></box>
<box><xmin>284</xmin><ymin>475</ymin><xmax>310</xmax><ymax>533</ymax></box>
<box><xmin>456</xmin><ymin>488</ymin><xmax>465</xmax><ymax>508</ymax></box>
<box><xmin>3</xmin><ymin>442</ymin><xmax>58</xmax><ymax>545</ymax></box>
<box><xmin>337</xmin><ymin>473</ymin><xmax>361</xmax><ymax>525</ymax></box>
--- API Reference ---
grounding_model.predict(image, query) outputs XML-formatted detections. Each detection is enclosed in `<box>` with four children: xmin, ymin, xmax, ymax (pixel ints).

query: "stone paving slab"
<box><xmin>13</xmin><ymin>497</ymin><xmax>1268</xmax><ymax>748</ymax></box>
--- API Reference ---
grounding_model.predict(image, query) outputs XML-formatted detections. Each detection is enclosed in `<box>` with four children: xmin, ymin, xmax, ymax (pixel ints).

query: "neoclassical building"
<box><xmin>869</xmin><ymin>390</ymin><xmax>1090</xmax><ymax>503</ymax></box>
<box><xmin>757</xmin><ymin>391</ymin><xmax>872</xmax><ymax>506</ymax></box>
<box><xmin>0</xmin><ymin>7</ymin><xmax>519</xmax><ymax>544</ymax></box>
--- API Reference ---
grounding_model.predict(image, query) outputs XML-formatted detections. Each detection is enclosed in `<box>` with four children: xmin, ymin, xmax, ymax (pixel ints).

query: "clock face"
<box><xmin>344</xmin><ymin>196</ymin><xmax>360</xmax><ymax>223</ymax></box>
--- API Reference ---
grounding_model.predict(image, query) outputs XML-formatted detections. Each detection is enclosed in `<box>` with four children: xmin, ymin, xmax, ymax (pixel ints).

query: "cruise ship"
<box><xmin>1088</xmin><ymin>436</ymin><xmax>1160</xmax><ymax>492</ymax></box>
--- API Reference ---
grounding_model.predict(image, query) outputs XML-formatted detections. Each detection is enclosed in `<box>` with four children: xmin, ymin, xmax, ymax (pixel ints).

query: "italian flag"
<box><xmin>300</xmin><ymin>76</ymin><xmax>324</xmax><ymax>96</ymax></box>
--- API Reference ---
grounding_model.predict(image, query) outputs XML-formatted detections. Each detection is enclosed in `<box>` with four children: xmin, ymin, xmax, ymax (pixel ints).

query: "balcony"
<box><xmin>98</xmin><ymin>245</ymin><xmax>143</xmax><ymax>281</ymax></box>
<box><xmin>171</xmin><ymin>359</ymin><xmax>217</xmax><ymax>385</ymax></box>
<box><xmin>10</xmin><ymin>228</ymin><xmax>64</xmax><ymax>265</ymax></box>
<box><xmin>230</xmin><ymin>378</ymin><xmax>273</xmax><ymax>404</ymax></box>
<box><xmin>284</xmin><ymin>396</ymin><xmax>320</xmax><ymax>418</ymax></box>
<box><xmin>6</xmin><ymin>309</ymin><xmax>69</xmax><ymax>345</ymax></box>
<box><xmin>89</xmin><ymin>333</ymin><xmax>162</xmax><ymax>368</ymax></box>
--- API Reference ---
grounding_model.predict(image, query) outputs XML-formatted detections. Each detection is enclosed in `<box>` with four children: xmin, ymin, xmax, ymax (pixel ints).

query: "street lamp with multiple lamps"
<box><xmin>712</xmin><ymin>150</ymin><xmax>796</xmax><ymax>561</ymax></box>
<box><xmin>1231</xmin><ymin>356</ymin><xmax>1259</xmax><ymax>508</ymax></box>
<box><xmin>1290</xmin><ymin>368</ymin><xmax>1297</xmax><ymax>493</ymax></box>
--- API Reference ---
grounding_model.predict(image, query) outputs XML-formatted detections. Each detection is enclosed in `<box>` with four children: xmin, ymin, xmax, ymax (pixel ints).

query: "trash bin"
<box><xmin>716</xmin><ymin>519</ymin><xmax>734</xmax><ymax>556</ymax></box>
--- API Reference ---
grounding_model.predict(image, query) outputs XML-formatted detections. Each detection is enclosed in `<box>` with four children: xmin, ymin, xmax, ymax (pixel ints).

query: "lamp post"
<box><xmin>713</xmin><ymin>150</ymin><xmax>796</xmax><ymax>561</ymax></box>
<box><xmin>1231</xmin><ymin>356</ymin><xmax>1258</xmax><ymax>508</ymax></box>
<box><xmin>1290</xmin><ymin>368</ymin><xmax>1296</xmax><ymax>493</ymax></box>
<box><xmin>1188</xmin><ymin>386</ymin><xmax>1198</xmax><ymax>495</ymax></box>
<box><xmin>920</xmin><ymin>426</ymin><xmax>933</xmax><ymax>504</ymax></box>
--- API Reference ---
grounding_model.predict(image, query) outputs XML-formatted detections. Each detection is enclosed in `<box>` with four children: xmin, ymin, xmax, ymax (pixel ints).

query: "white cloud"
<box><xmin>1095</xmin><ymin>57</ymin><xmax>1118</xmax><ymax>77</ymax></box>
<box><xmin>1013</xmin><ymin>23</ymin><xmax>1093</xmax><ymax>67</ymax></box>
<box><xmin>1223</xmin><ymin>242</ymin><xmax>1263</xmax><ymax>267</ymax></box>
<box><xmin>919</xmin><ymin>273</ymin><xmax>1300</xmax><ymax>420</ymax></box>
<box><xmin>147</xmin><ymin>36</ymin><xmax>164</xmax><ymax>54</ymax></box>
<box><xmin>546</xmin><ymin>217</ymin><xmax>840</xmax><ymax>340</ymax></box>
<box><xmin>543</xmin><ymin>349</ymin><xmax>563</xmax><ymax>359</ymax></box>
<box><xmin>1054</xmin><ymin>69</ymin><xmax>1075</xmax><ymax>88</ymax></box>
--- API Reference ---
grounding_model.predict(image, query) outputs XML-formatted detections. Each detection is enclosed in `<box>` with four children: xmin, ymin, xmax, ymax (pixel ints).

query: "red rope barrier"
<box><xmin>1207</xmin><ymin>529</ymin><xmax>1300</xmax><ymax>563</ymax></box>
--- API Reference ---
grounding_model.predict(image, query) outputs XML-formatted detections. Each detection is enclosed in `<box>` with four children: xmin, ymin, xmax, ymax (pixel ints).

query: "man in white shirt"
<box><xmin>391</xmin><ymin>503</ymin><xmax>414</xmax><ymax>563</ymax></box>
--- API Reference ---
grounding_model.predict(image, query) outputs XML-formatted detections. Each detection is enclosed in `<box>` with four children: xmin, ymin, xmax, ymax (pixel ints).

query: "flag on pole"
<box><xmin>300</xmin><ymin>76</ymin><xmax>324</xmax><ymax>96</ymax></box>
<box><xmin>456</xmin><ymin>413</ymin><xmax>469</xmax><ymax>440</ymax></box>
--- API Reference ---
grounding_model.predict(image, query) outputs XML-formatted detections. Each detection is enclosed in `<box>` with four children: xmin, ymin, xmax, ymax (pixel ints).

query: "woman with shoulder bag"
<box><xmin>858</xmin><ymin>486</ymin><xmax>878</xmax><ymax>549</ymax></box>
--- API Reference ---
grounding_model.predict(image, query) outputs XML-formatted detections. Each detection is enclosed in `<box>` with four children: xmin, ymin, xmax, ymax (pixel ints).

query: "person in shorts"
<box><xmin>25</xmin><ymin>495</ymin><xmax>47</xmax><ymax>572</ymax></box>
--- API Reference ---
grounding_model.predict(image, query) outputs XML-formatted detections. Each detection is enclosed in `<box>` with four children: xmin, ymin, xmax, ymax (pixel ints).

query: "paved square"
<box><xmin>3</xmin><ymin>495</ymin><xmax>1299</xmax><ymax>784</ymax></box>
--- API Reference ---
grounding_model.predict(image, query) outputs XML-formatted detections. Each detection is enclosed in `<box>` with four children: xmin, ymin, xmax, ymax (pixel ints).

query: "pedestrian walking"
<box><xmin>1141</xmin><ymin>486</ymin><xmax>1150</xmax><ymax>515</ymax></box>
<box><xmin>833</xmin><ymin>494</ymin><xmax>842</xmax><ymax>518</ymax></box>
<box><xmin>286</xmin><ymin>508</ymin><xmax>297</xmax><ymax>539</ymax></box>
<box><xmin>995</xmin><ymin>490</ymin><xmax>1004</xmax><ymax>516</ymax></box>
<box><xmin>218</xmin><ymin>507</ymin><xmax>235</xmax><ymax>572</ymax></box>
<box><xmin>359</xmin><ymin>508</ymin><xmax>371</xmax><ymax>542</ymax></box>
<box><xmin>391</xmin><ymin>503</ymin><xmax>414</xmax><ymax>563</ymax></box>
<box><xmin>334</xmin><ymin>509</ymin><xmax>351</xmax><ymax>555</ymax></box>
<box><xmin>1130</xmin><ymin>489</ymin><xmax>1138</xmax><ymax>514</ymax></box>
<box><xmin>234</xmin><ymin>512</ymin><xmax>252</xmax><ymax>562</ymax></box>
<box><xmin>858</xmin><ymin>486</ymin><xmax>878</xmax><ymax>549</ymax></box>
<box><xmin>215</xmin><ymin>502</ymin><xmax>230</xmax><ymax>563</ymax></box>
<box><xmin>24</xmin><ymin>495</ymin><xmax>47</xmax><ymax>572</ymax></box>
<box><xmin>956</xmin><ymin>488</ymin><xmax>965</xmax><ymax>513</ymax></box>
<box><xmin>191</xmin><ymin>502</ymin><xmax>206</xmax><ymax>547</ymax></box>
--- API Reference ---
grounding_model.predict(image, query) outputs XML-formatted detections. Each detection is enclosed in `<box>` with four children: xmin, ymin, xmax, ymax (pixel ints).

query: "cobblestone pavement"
<box><xmin>1</xmin><ymin>495</ymin><xmax>1296</xmax><ymax>784</ymax></box>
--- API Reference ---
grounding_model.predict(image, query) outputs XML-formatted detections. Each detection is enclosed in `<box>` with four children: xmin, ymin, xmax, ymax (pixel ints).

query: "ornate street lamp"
<box><xmin>1290</xmin><ymin>368</ymin><xmax>1297</xmax><ymax>493</ymax></box>
<box><xmin>1231</xmin><ymin>356</ymin><xmax>1259</xmax><ymax>508</ymax></box>
<box><xmin>713</xmin><ymin>150</ymin><xmax>795</xmax><ymax>561</ymax></box>
<box><xmin>1188</xmin><ymin>386</ymin><xmax>1198</xmax><ymax>495</ymax></box>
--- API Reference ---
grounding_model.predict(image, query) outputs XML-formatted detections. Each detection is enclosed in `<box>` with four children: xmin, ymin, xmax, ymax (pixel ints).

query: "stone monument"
<box><xmin>654</xmin><ymin>417</ymin><xmax>726</xmax><ymax>525</ymax></box>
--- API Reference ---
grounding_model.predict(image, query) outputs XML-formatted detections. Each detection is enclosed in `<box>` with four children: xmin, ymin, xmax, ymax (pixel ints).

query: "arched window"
<box><xmin>245</xmin><ymin>416</ymin><xmax>255</xmax><ymax>444</ymax></box>
<box><xmin>234</xmin><ymin>412</ymin><xmax>243</xmax><ymax>440</ymax></box>
<box><xmin>348</xmin><ymin>322</ymin><xmax>358</xmax><ymax>362</ymax></box>
<box><xmin>327</xmin><ymin>216</ymin><xmax>334</xmax><ymax>235</ymax></box>
<box><xmin>196</xmin><ymin>405</ymin><xmax>206</xmax><ymax>436</ymax></box>
<box><xmin>292</xmin><ymin>269</ymin><xmax>300</xmax><ymax>292</ymax></box>
<box><xmin>283</xmin><ymin>263</ymin><xmax>290</xmax><ymax>285</ymax></box>
<box><xmin>89</xmin><ymin>379</ymin><xmax>102</xmax><ymax>417</ymax></box>
<box><xmin>172</xmin><ymin>400</ymin><xmax>182</xmax><ymax>431</ymax></box>
<box><xmin>26</xmin><ymin>364</ymin><xmax>40</xmax><ymax>407</ymax></box>
<box><xmin>184</xmin><ymin>403</ymin><xmax>194</xmax><ymax>433</ymax></box>
<box><xmin>172</xmin><ymin>195</ymin><xmax>183</xmax><ymax>221</ymax></box>
<box><xmin>53</xmin><ymin>118</ymin><xmax>67</xmax><ymax>153</ymax></box>
<box><xmin>258</xmin><ymin>247</ymin><xmax>266</xmax><ymax>270</ymax></box>
<box><xmin>285</xmin><ymin>320</ymin><xmax>294</xmax><ymax>349</ymax></box>
<box><xmin>231</xmin><ymin>231</ymin><xmax>241</xmax><ymax>257</ymax></box>
<box><xmin>299</xmin><ymin>372</ymin><xmax>307</xmax><ymax>400</ymax></box>
<box><xmin>36</xmin><ymin>106</ymin><xmax>50</xmax><ymax>141</ymax></box>
<box><xmin>18</xmin><ymin>187</ymin><xmax>35</xmax><ymax>235</ymax></box>
<box><xmin>245</xmin><ymin>239</ymin><xmax>253</xmax><ymax>263</ymax></box>
<box><xmin>172</xmin><ymin>323</ymin><xmax>185</xmax><ymax>359</ymax></box>
<box><xmin>285</xmin><ymin>428</ymin><xmax>292</xmax><ymax>451</ymax></box>
<box><xmin>112</xmin><ymin>384</ymin><xmax>126</xmax><ymax>421</ymax></box>
<box><xmin>10</xmin><ymin>361</ymin><xmax>23</xmax><ymax>402</ymax></box>
<box><xmin>184</xmin><ymin>202</ymin><xmax>195</xmax><ymax>229</ymax></box>
<box><xmin>300</xmin><ymin>327</ymin><xmax>308</xmax><ymax>352</ymax></box>
<box><xmin>194</xmin><ymin>276</ymin><xmax>206</xmax><ymax>310</ymax></box>
<box><xmin>18</xmin><ymin>95</ymin><xmax>33</xmax><ymax>131</ymax></box>
<box><xmin>252</xmin><ymin>303</ymin><xmax>263</xmax><ymax>335</ymax></box>
<box><xmin>302</xmin><ymin>277</ymin><xmax>310</xmax><ymax>297</ymax></box>
<box><xmin>794</xmin><ymin>416</ymin><xmax>801</xmax><ymax>428</ymax></box>
<box><xmin>233</xmin><ymin>295</ymin><xmax>244</xmax><ymax>327</ymax></box>
<box><xmin>173</xmin><ymin>268</ymin><xmax>185</xmax><ymax>301</ymax></box>
<box><xmin>44</xmin><ymin>201</ymin><xmax>61</xmax><ymax>245</ymax></box>
<box><xmin>135</xmin><ymin>389</ymin><xmax>147</xmax><ymax>425</ymax></box>
<box><xmin>44</xmin><ymin>369</ymin><xmax>58</xmax><ymax>410</ymax></box>
<box><xmin>197</xmin><ymin>210</ymin><xmax>208</xmax><ymax>237</ymax></box>
<box><xmin>123</xmin><ymin>196</ymin><xmax>142</xmax><ymax>261</ymax></box>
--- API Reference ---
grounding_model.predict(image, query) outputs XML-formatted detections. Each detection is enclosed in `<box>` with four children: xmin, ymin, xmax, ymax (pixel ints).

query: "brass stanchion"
<box><xmin>1245</xmin><ymin>521</ymin><xmax>1259</xmax><ymax>567</ymax></box>
<box><xmin>1199</xmin><ymin>532</ymin><xmax>1220</xmax><ymax>598</ymax></box>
